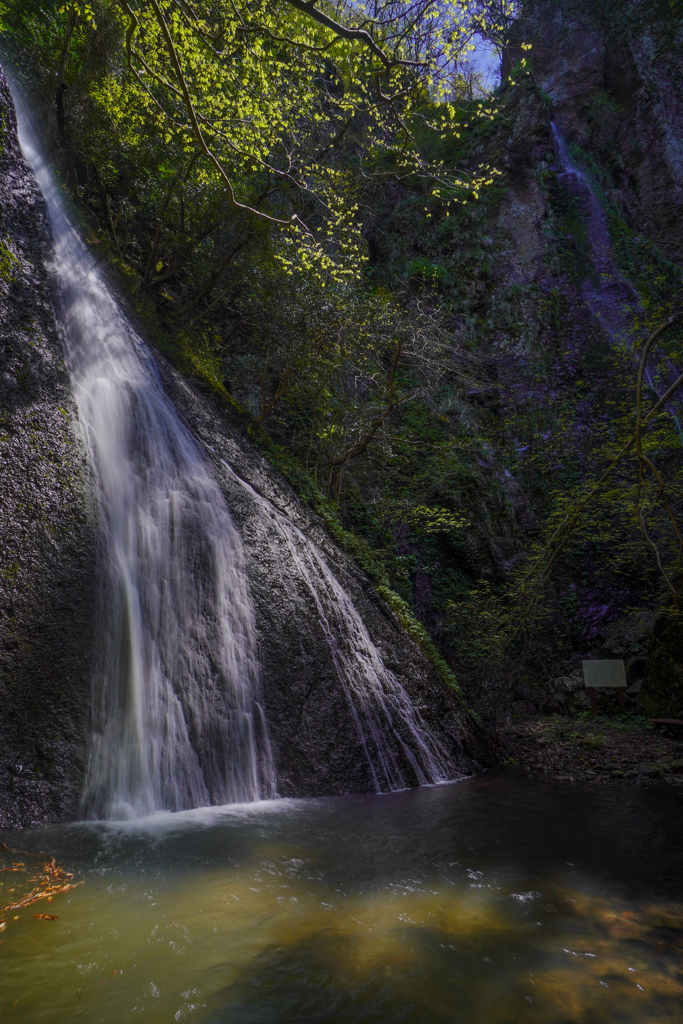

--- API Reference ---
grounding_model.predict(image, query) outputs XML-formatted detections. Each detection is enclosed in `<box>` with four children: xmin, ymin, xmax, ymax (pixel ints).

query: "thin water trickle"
<box><xmin>550</xmin><ymin>122</ymin><xmax>593</xmax><ymax>194</ymax></box>
<box><xmin>12</xmin><ymin>87</ymin><xmax>275</xmax><ymax>819</ymax></box>
<box><xmin>221</xmin><ymin>463</ymin><xmax>455</xmax><ymax>791</ymax></box>
<box><xmin>551</xmin><ymin>121</ymin><xmax>683</xmax><ymax>438</ymax></box>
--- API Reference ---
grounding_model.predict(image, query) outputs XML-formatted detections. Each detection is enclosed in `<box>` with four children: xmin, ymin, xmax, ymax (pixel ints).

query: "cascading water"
<box><xmin>551</xmin><ymin>120</ymin><xmax>639</xmax><ymax>343</ymax></box>
<box><xmin>222</xmin><ymin>464</ymin><xmax>454</xmax><ymax>791</ymax></box>
<box><xmin>10</xmin><ymin>80</ymin><xmax>457</xmax><ymax>812</ymax></box>
<box><xmin>13</xmin><ymin>89</ymin><xmax>275</xmax><ymax>819</ymax></box>
<box><xmin>551</xmin><ymin>121</ymin><xmax>683</xmax><ymax>438</ymax></box>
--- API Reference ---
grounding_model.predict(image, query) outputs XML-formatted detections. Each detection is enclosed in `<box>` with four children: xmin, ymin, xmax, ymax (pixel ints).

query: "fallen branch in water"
<box><xmin>0</xmin><ymin>842</ymin><xmax>82</xmax><ymax>912</ymax></box>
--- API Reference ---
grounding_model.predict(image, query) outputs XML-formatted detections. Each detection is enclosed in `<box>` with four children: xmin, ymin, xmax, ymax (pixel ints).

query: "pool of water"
<box><xmin>1</xmin><ymin>775</ymin><xmax>682</xmax><ymax>1023</ymax></box>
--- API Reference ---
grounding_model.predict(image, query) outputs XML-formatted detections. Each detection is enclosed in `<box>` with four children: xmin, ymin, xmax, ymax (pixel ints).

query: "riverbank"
<box><xmin>501</xmin><ymin>715</ymin><xmax>683</xmax><ymax>786</ymax></box>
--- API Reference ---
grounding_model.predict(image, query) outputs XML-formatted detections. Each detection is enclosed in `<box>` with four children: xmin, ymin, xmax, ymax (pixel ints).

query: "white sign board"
<box><xmin>582</xmin><ymin>660</ymin><xmax>627</xmax><ymax>688</ymax></box>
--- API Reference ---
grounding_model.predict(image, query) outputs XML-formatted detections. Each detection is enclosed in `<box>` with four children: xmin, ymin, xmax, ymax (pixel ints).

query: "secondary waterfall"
<box><xmin>551</xmin><ymin>121</ymin><xmax>683</xmax><ymax>437</ymax></box>
<box><xmin>222</xmin><ymin>463</ymin><xmax>454</xmax><ymax>792</ymax></box>
<box><xmin>13</xmin><ymin>91</ymin><xmax>275</xmax><ymax>819</ymax></box>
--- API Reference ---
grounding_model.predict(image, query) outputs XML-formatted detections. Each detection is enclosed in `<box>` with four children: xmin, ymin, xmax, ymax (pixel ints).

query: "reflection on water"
<box><xmin>1</xmin><ymin>777</ymin><xmax>682</xmax><ymax>1023</ymax></box>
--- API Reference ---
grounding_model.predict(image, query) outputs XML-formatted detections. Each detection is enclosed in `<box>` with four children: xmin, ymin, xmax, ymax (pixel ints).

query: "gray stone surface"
<box><xmin>512</xmin><ymin>0</ymin><xmax>683</xmax><ymax>261</ymax></box>
<box><xmin>0</xmin><ymin>67</ymin><xmax>98</xmax><ymax>829</ymax></box>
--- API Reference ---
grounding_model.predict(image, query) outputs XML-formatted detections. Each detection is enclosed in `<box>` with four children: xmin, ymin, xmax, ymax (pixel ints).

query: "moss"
<box><xmin>246</xmin><ymin>431</ymin><xmax>472</xmax><ymax>696</ymax></box>
<box><xmin>119</xmin><ymin>279</ymin><xmax>274</xmax><ymax>448</ymax></box>
<box><xmin>0</xmin><ymin>237</ymin><xmax>17</xmax><ymax>282</ymax></box>
<box><xmin>545</xmin><ymin>173</ymin><xmax>596</xmax><ymax>287</ymax></box>
<box><xmin>175</xmin><ymin>357</ymin><xmax>270</xmax><ymax>446</ymax></box>
<box><xmin>137</xmin><ymin>341</ymin><xmax>471</xmax><ymax>706</ymax></box>
<box><xmin>375</xmin><ymin>582</ymin><xmax>465</xmax><ymax>697</ymax></box>
<box><xmin>1</xmin><ymin>560</ymin><xmax>19</xmax><ymax>583</ymax></box>
<box><xmin>0</xmin><ymin>103</ymin><xmax>7</xmax><ymax>158</ymax></box>
<box><xmin>582</xmin><ymin>732</ymin><xmax>606</xmax><ymax>749</ymax></box>
<box><xmin>279</xmin><ymin>469</ymin><xmax>470</xmax><ymax>704</ymax></box>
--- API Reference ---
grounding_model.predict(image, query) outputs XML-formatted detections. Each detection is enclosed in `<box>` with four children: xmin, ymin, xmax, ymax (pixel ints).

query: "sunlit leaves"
<box><xmin>106</xmin><ymin>0</ymin><xmax>511</xmax><ymax>279</ymax></box>
<box><xmin>59</xmin><ymin>0</ymin><xmax>97</xmax><ymax>28</ymax></box>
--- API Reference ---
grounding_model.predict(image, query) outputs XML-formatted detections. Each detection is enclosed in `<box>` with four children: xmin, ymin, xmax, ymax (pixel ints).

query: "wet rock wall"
<box><xmin>0</xmin><ymin>67</ymin><xmax>98</xmax><ymax>829</ymax></box>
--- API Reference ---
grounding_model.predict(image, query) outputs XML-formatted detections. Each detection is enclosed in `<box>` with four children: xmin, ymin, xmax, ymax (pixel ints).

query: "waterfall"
<box><xmin>551</xmin><ymin>121</ymin><xmax>683</xmax><ymax>439</ymax></box>
<box><xmin>12</xmin><ymin>88</ymin><xmax>275</xmax><ymax>819</ymax></box>
<box><xmin>550</xmin><ymin>120</ymin><xmax>635</xmax><ymax>343</ymax></box>
<box><xmin>8</xmin><ymin>76</ymin><xmax>458</xmax><ymax>816</ymax></box>
<box><xmin>222</xmin><ymin>464</ymin><xmax>455</xmax><ymax>792</ymax></box>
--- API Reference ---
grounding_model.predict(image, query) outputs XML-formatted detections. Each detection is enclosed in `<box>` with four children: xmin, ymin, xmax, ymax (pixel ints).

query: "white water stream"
<box><xmin>14</xmin><ymin>93</ymin><xmax>275</xmax><ymax>819</ymax></box>
<box><xmin>222</xmin><ymin>463</ymin><xmax>454</xmax><ymax>792</ymax></box>
<box><xmin>551</xmin><ymin>121</ymin><xmax>683</xmax><ymax>439</ymax></box>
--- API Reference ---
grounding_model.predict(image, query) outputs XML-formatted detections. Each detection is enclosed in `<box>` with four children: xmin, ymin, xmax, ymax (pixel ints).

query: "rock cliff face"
<box><xmin>0</xmin><ymin>67</ymin><xmax>98</xmax><ymax>828</ymax></box>
<box><xmin>415</xmin><ymin>0</ymin><xmax>683</xmax><ymax>718</ymax></box>
<box><xmin>0</xmin><ymin>68</ymin><xmax>485</xmax><ymax>828</ymax></box>
<box><xmin>500</xmin><ymin>0</ymin><xmax>683</xmax><ymax>713</ymax></box>
<box><xmin>511</xmin><ymin>0</ymin><xmax>683</xmax><ymax>261</ymax></box>
<box><xmin>2</xmin><ymin>0</ymin><xmax>681</xmax><ymax>824</ymax></box>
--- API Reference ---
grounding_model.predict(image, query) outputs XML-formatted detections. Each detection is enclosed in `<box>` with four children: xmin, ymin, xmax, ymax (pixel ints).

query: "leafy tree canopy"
<box><xmin>44</xmin><ymin>0</ymin><xmax>510</xmax><ymax>281</ymax></box>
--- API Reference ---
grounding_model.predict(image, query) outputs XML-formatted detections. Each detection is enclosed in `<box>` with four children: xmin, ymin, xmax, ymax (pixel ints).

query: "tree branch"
<box><xmin>281</xmin><ymin>0</ymin><xmax>426</xmax><ymax>70</ymax></box>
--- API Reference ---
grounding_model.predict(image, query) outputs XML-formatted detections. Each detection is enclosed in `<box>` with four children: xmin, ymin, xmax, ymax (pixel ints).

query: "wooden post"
<box><xmin>591</xmin><ymin>689</ymin><xmax>598</xmax><ymax>715</ymax></box>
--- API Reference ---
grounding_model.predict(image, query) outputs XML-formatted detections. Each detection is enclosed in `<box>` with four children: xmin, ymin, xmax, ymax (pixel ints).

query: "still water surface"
<box><xmin>1</xmin><ymin>776</ymin><xmax>682</xmax><ymax>1023</ymax></box>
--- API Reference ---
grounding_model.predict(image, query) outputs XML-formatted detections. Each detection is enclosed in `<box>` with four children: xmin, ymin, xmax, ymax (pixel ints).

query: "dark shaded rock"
<box><xmin>641</xmin><ymin>608</ymin><xmax>683</xmax><ymax>716</ymax></box>
<box><xmin>0</xmin><ymin>67</ymin><xmax>98</xmax><ymax>829</ymax></box>
<box><xmin>598</xmin><ymin>610</ymin><xmax>655</xmax><ymax>662</ymax></box>
<box><xmin>515</xmin><ymin>0</ymin><xmax>683</xmax><ymax>261</ymax></box>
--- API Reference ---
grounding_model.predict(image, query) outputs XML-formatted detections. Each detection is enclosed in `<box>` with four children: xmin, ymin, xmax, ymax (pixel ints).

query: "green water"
<box><xmin>1</xmin><ymin>776</ymin><xmax>682</xmax><ymax>1023</ymax></box>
